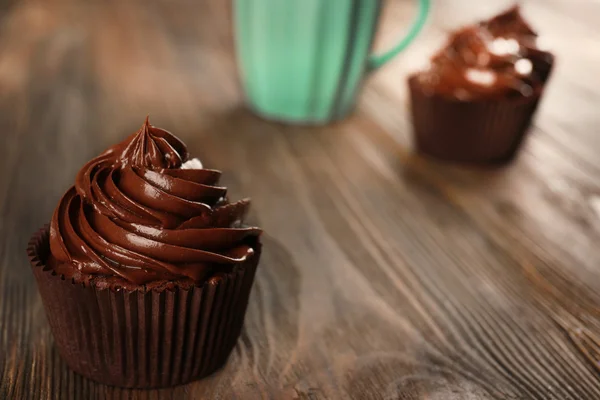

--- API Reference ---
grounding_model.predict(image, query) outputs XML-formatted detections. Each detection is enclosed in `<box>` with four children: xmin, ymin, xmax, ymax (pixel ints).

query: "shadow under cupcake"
<box><xmin>409</xmin><ymin>6</ymin><xmax>554</xmax><ymax>164</ymax></box>
<box><xmin>27</xmin><ymin>117</ymin><xmax>262</xmax><ymax>388</ymax></box>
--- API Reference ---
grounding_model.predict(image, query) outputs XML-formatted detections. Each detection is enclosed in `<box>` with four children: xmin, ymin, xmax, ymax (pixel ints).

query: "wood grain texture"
<box><xmin>1</xmin><ymin>0</ymin><xmax>600</xmax><ymax>398</ymax></box>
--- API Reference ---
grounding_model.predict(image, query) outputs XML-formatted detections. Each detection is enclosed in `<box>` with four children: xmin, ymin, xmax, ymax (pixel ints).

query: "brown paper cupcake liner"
<box><xmin>408</xmin><ymin>54</ymin><xmax>554</xmax><ymax>164</ymax></box>
<box><xmin>27</xmin><ymin>226</ymin><xmax>260</xmax><ymax>389</ymax></box>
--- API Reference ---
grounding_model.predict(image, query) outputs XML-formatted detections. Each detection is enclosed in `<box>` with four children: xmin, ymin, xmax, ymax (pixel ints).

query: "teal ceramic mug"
<box><xmin>233</xmin><ymin>0</ymin><xmax>430</xmax><ymax>124</ymax></box>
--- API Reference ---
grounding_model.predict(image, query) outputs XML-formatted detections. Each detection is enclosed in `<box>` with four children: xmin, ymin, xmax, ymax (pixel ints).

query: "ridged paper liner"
<box><xmin>408</xmin><ymin>54</ymin><xmax>554</xmax><ymax>164</ymax></box>
<box><xmin>27</xmin><ymin>226</ymin><xmax>260</xmax><ymax>388</ymax></box>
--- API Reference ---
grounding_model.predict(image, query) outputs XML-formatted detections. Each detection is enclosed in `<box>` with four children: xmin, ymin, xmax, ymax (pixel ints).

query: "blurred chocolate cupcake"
<box><xmin>409</xmin><ymin>6</ymin><xmax>554</xmax><ymax>163</ymax></box>
<box><xmin>27</xmin><ymin>117</ymin><xmax>262</xmax><ymax>388</ymax></box>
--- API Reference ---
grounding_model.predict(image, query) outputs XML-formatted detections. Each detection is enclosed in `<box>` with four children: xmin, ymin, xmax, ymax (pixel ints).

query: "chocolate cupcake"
<box><xmin>27</xmin><ymin>117</ymin><xmax>262</xmax><ymax>388</ymax></box>
<box><xmin>409</xmin><ymin>6</ymin><xmax>554</xmax><ymax>163</ymax></box>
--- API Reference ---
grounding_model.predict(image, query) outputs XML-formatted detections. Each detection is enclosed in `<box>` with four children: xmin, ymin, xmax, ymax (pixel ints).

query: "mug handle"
<box><xmin>367</xmin><ymin>0</ymin><xmax>430</xmax><ymax>70</ymax></box>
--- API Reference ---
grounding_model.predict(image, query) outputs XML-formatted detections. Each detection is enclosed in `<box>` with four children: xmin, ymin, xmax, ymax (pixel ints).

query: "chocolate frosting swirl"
<box><xmin>49</xmin><ymin>117</ymin><xmax>261</xmax><ymax>285</ymax></box>
<box><xmin>416</xmin><ymin>6</ymin><xmax>553</xmax><ymax>100</ymax></box>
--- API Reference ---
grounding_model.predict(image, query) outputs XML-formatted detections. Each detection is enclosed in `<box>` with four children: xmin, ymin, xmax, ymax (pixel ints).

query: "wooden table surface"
<box><xmin>2</xmin><ymin>0</ymin><xmax>600</xmax><ymax>398</ymax></box>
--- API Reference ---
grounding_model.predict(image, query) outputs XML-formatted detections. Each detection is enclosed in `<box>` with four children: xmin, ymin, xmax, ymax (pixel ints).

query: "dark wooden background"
<box><xmin>2</xmin><ymin>0</ymin><xmax>600</xmax><ymax>398</ymax></box>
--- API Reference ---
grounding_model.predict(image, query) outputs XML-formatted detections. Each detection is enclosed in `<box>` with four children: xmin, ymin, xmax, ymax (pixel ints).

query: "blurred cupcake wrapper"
<box><xmin>27</xmin><ymin>226</ymin><xmax>260</xmax><ymax>389</ymax></box>
<box><xmin>409</xmin><ymin>53</ymin><xmax>554</xmax><ymax>164</ymax></box>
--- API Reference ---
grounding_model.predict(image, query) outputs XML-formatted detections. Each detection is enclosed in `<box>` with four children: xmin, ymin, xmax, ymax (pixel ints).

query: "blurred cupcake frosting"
<box><xmin>49</xmin><ymin>117</ymin><xmax>262</xmax><ymax>286</ymax></box>
<box><xmin>416</xmin><ymin>6</ymin><xmax>552</xmax><ymax>100</ymax></box>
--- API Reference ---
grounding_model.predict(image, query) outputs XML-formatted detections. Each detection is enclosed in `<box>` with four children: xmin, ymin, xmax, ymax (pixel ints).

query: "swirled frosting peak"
<box><xmin>49</xmin><ymin>117</ymin><xmax>262</xmax><ymax>286</ymax></box>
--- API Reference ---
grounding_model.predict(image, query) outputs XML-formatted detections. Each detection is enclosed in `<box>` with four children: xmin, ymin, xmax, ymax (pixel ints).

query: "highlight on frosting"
<box><xmin>415</xmin><ymin>6</ymin><xmax>553</xmax><ymax>100</ymax></box>
<box><xmin>49</xmin><ymin>117</ymin><xmax>261</xmax><ymax>285</ymax></box>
